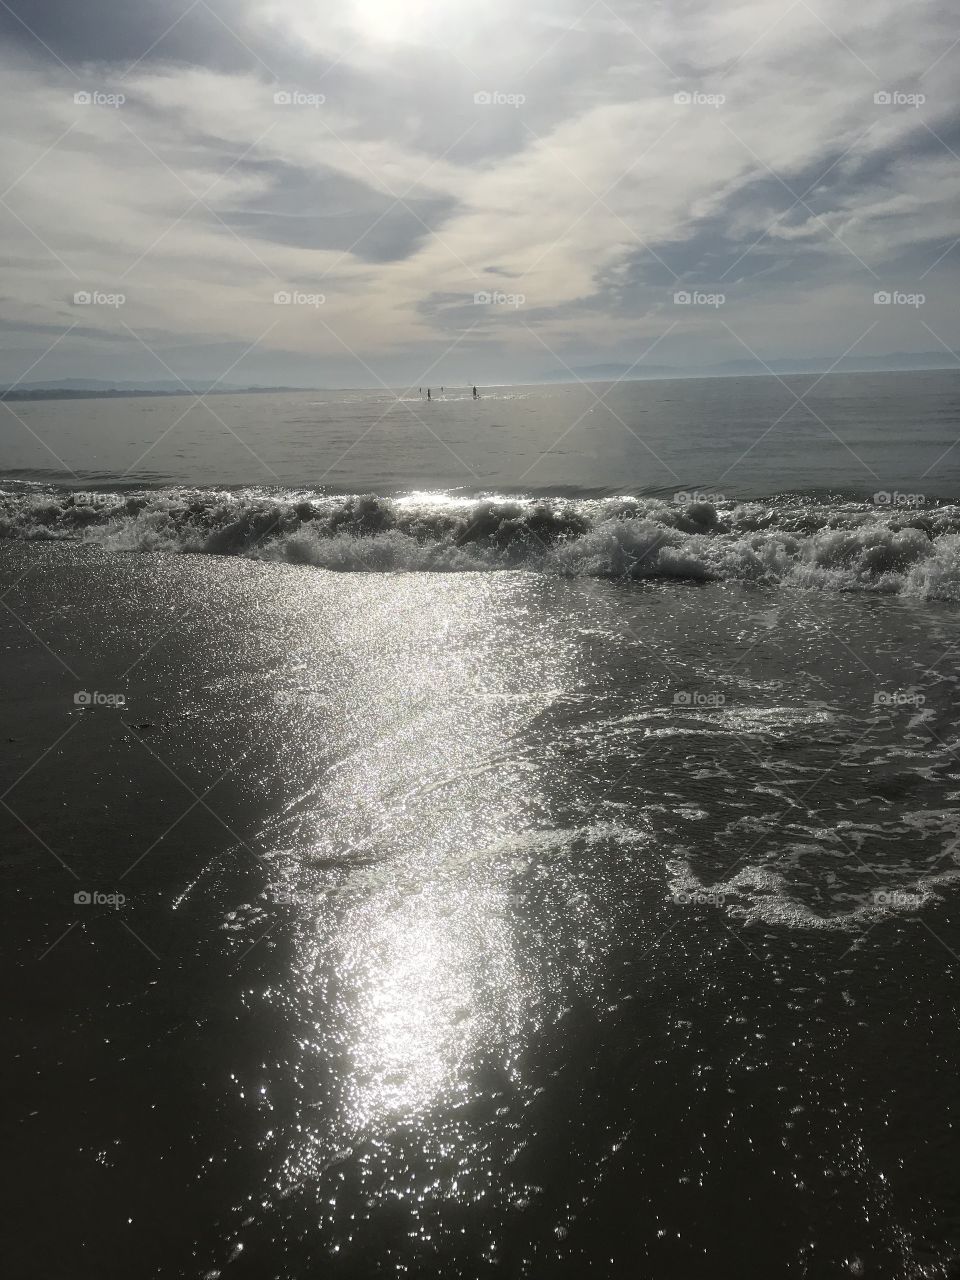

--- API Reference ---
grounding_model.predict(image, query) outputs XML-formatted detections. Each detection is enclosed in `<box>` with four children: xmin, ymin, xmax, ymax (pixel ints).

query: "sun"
<box><xmin>348</xmin><ymin>0</ymin><xmax>463</xmax><ymax>45</ymax></box>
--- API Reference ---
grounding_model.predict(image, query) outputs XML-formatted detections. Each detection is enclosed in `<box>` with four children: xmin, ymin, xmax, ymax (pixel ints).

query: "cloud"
<box><xmin>0</xmin><ymin>0</ymin><xmax>957</xmax><ymax>384</ymax></box>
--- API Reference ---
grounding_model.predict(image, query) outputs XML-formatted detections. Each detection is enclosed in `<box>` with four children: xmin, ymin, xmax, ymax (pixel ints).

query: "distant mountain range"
<box><xmin>0</xmin><ymin>379</ymin><xmax>301</xmax><ymax>400</ymax></box>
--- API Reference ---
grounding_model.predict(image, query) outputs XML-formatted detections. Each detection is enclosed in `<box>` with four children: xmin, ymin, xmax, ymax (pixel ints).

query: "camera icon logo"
<box><xmin>73</xmin><ymin>291</ymin><xmax>92</xmax><ymax>305</ymax></box>
<box><xmin>673</xmin><ymin>290</ymin><xmax>691</xmax><ymax>304</ymax></box>
<box><xmin>273</xmin><ymin>90</ymin><xmax>292</xmax><ymax>105</ymax></box>
<box><xmin>273</xmin><ymin>290</ymin><xmax>292</xmax><ymax>304</ymax></box>
<box><xmin>74</xmin><ymin>890</ymin><xmax>92</xmax><ymax>905</ymax></box>
<box><xmin>74</xmin><ymin>690</ymin><xmax>92</xmax><ymax>705</ymax></box>
<box><xmin>874</xmin><ymin>91</ymin><xmax>892</xmax><ymax>105</ymax></box>
<box><xmin>474</xmin><ymin>90</ymin><xmax>492</xmax><ymax>105</ymax></box>
<box><xmin>74</xmin><ymin>91</ymin><xmax>92</xmax><ymax>105</ymax></box>
<box><xmin>873</xmin><ymin>291</ymin><xmax>891</xmax><ymax>304</ymax></box>
<box><xmin>673</xmin><ymin>691</ymin><xmax>692</xmax><ymax>705</ymax></box>
<box><xmin>674</xmin><ymin>91</ymin><xmax>692</xmax><ymax>105</ymax></box>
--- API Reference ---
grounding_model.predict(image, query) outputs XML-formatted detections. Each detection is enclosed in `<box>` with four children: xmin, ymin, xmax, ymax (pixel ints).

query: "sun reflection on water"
<box><xmin>338</xmin><ymin>874</ymin><xmax>528</xmax><ymax>1128</ymax></box>
<box><xmin>257</xmin><ymin>573</ymin><xmax>571</xmax><ymax>1183</ymax></box>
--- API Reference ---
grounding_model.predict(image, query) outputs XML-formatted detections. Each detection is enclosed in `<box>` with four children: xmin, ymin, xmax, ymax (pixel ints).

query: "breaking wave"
<box><xmin>3</xmin><ymin>484</ymin><xmax>960</xmax><ymax>599</ymax></box>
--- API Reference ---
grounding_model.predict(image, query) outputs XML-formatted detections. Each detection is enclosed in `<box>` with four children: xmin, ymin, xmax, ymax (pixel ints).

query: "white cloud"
<box><xmin>0</xmin><ymin>0</ymin><xmax>957</xmax><ymax>383</ymax></box>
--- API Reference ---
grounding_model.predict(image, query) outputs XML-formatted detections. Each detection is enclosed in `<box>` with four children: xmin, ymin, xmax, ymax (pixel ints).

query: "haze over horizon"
<box><xmin>1</xmin><ymin>0</ymin><xmax>958</xmax><ymax>389</ymax></box>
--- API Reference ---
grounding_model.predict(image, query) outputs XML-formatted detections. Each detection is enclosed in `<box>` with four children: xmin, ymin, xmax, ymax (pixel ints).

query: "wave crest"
<box><xmin>2</xmin><ymin>486</ymin><xmax>959</xmax><ymax>598</ymax></box>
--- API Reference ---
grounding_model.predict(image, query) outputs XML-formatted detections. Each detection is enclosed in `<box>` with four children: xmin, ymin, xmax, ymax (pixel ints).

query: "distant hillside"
<box><xmin>0</xmin><ymin>380</ymin><xmax>308</xmax><ymax>401</ymax></box>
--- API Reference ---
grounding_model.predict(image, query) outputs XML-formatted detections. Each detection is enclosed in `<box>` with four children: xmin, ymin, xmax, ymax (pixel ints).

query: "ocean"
<box><xmin>3</xmin><ymin>370</ymin><xmax>960</xmax><ymax>1278</ymax></box>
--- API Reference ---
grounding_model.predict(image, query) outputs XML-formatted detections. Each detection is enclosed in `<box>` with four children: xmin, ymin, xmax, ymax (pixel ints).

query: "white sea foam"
<box><xmin>3</xmin><ymin>486</ymin><xmax>960</xmax><ymax>598</ymax></box>
<box><xmin>665</xmin><ymin>855</ymin><xmax>960</xmax><ymax>930</ymax></box>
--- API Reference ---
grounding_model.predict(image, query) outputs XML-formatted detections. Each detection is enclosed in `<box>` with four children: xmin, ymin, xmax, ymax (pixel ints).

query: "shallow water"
<box><xmin>3</xmin><ymin>544</ymin><xmax>960</xmax><ymax>1278</ymax></box>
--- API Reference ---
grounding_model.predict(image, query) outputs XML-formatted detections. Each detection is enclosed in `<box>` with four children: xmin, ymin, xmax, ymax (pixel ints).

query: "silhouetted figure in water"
<box><xmin>427</xmin><ymin>388</ymin><xmax>431</xmax><ymax>401</ymax></box>
<box><xmin>418</xmin><ymin>387</ymin><xmax>422</xmax><ymax>397</ymax></box>
<box><xmin>472</xmin><ymin>385</ymin><xmax>479</xmax><ymax>400</ymax></box>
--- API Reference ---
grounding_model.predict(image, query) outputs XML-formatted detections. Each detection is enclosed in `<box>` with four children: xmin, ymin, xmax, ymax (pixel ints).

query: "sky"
<box><xmin>0</xmin><ymin>0</ymin><xmax>958</xmax><ymax>388</ymax></box>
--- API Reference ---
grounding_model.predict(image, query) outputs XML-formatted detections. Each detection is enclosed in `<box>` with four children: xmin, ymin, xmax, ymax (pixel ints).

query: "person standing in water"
<box><xmin>472</xmin><ymin>385</ymin><xmax>479</xmax><ymax>400</ymax></box>
<box><xmin>427</xmin><ymin>388</ymin><xmax>431</xmax><ymax>401</ymax></box>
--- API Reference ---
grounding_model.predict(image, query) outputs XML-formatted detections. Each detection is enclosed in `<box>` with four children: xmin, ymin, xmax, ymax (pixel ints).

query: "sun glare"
<box><xmin>349</xmin><ymin>0</ymin><xmax>465</xmax><ymax>44</ymax></box>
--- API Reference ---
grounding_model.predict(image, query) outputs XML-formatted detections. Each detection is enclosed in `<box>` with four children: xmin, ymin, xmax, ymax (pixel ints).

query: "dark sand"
<box><xmin>4</xmin><ymin>542</ymin><xmax>960</xmax><ymax>1279</ymax></box>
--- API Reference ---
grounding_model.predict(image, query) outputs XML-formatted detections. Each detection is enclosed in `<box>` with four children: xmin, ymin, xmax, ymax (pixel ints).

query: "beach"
<box><xmin>4</xmin><ymin>526</ymin><xmax>960</xmax><ymax>1277</ymax></box>
<box><xmin>4</xmin><ymin>0</ymin><xmax>960</xmax><ymax>1266</ymax></box>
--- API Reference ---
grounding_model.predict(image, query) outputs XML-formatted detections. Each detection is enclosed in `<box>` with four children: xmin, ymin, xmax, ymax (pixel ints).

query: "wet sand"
<box><xmin>3</xmin><ymin>542</ymin><xmax>960</xmax><ymax>1279</ymax></box>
